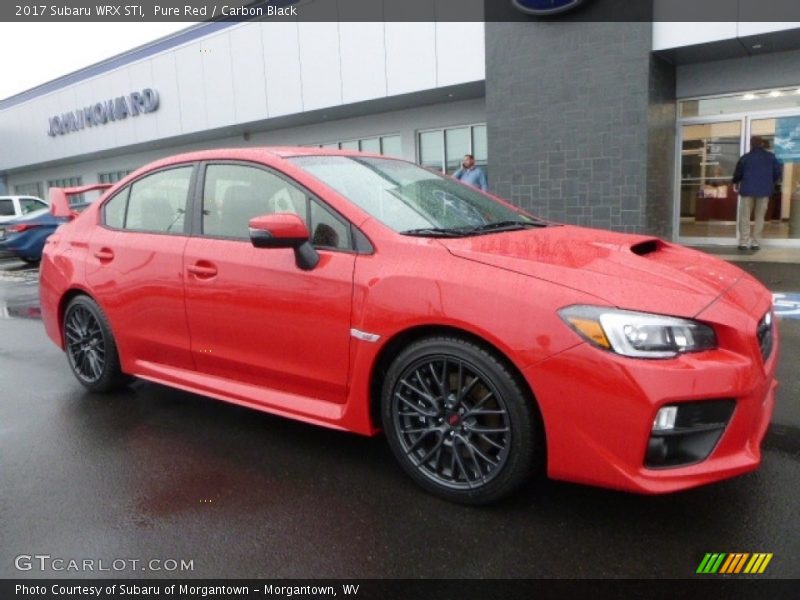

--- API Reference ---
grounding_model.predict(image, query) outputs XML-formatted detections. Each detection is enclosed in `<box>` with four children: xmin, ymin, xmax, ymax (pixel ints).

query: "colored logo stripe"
<box><xmin>697</xmin><ymin>553</ymin><xmax>773</xmax><ymax>574</ymax></box>
<box><xmin>720</xmin><ymin>553</ymin><xmax>749</xmax><ymax>574</ymax></box>
<box><xmin>744</xmin><ymin>553</ymin><xmax>773</xmax><ymax>574</ymax></box>
<box><xmin>697</xmin><ymin>553</ymin><xmax>725</xmax><ymax>574</ymax></box>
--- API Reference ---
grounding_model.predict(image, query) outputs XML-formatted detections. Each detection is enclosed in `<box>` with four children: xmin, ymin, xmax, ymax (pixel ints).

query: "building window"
<box><xmin>360</xmin><ymin>137</ymin><xmax>381</xmax><ymax>154</ymax></box>
<box><xmin>680</xmin><ymin>86</ymin><xmax>800</xmax><ymax>118</ymax></box>
<box><xmin>312</xmin><ymin>134</ymin><xmax>403</xmax><ymax>158</ymax></box>
<box><xmin>418</xmin><ymin>124</ymin><xmax>488</xmax><ymax>177</ymax></box>
<box><xmin>13</xmin><ymin>182</ymin><xmax>44</xmax><ymax>199</ymax></box>
<box><xmin>47</xmin><ymin>176</ymin><xmax>84</xmax><ymax>204</ymax></box>
<box><xmin>419</xmin><ymin>130</ymin><xmax>444</xmax><ymax>171</ymax></box>
<box><xmin>98</xmin><ymin>170</ymin><xmax>134</xmax><ymax>184</ymax></box>
<box><xmin>381</xmin><ymin>135</ymin><xmax>402</xmax><ymax>158</ymax></box>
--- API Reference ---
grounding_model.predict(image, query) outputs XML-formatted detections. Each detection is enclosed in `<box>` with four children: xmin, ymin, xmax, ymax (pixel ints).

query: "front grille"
<box><xmin>757</xmin><ymin>311</ymin><xmax>774</xmax><ymax>361</ymax></box>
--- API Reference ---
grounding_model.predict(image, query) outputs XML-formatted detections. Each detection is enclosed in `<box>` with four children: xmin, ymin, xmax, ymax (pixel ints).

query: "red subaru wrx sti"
<box><xmin>40</xmin><ymin>148</ymin><xmax>778</xmax><ymax>504</ymax></box>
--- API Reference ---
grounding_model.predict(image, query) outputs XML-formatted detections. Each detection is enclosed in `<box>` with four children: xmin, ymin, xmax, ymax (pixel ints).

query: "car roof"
<box><xmin>141</xmin><ymin>147</ymin><xmax>391</xmax><ymax>171</ymax></box>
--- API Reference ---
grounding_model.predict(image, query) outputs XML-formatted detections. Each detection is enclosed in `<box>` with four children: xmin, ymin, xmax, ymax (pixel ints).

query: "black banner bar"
<box><xmin>2</xmin><ymin>579</ymin><xmax>799</xmax><ymax>600</ymax></box>
<box><xmin>3</xmin><ymin>0</ymin><xmax>800</xmax><ymax>22</ymax></box>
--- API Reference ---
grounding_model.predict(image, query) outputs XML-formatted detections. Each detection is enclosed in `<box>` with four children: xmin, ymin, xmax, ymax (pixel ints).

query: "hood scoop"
<box><xmin>630</xmin><ymin>239</ymin><xmax>661</xmax><ymax>256</ymax></box>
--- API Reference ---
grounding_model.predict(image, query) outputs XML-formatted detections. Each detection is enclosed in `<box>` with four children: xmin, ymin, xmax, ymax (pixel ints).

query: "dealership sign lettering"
<box><xmin>47</xmin><ymin>88</ymin><xmax>159</xmax><ymax>137</ymax></box>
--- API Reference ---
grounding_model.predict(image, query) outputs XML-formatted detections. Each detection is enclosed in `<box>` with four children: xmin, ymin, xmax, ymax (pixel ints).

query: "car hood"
<box><xmin>439</xmin><ymin>225</ymin><xmax>746</xmax><ymax>318</ymax></box>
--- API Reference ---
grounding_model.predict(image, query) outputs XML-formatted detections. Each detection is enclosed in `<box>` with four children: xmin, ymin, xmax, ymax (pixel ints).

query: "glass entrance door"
<box><xmin>748</xmin><ymin>117</ymin><xmax>800</xmax><ymax>241</ymax></box>
<box><xmin>678</xmin><ymin>121</ymin><xmax>743</xmax><ymax>239</ymax></box>
<box><xmin>677</xmin><ymin>110</ymin><xmax>800</xmax><ymax>245</ymax></box>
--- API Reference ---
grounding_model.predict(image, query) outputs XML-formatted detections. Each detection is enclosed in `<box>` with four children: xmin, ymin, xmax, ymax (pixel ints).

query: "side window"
<box><xmin>310</xmin><ymin>199</ymin><xmax>350</xmax><ymax>250</ymax></box>
<box><xmin>0</xmin><ymin>199</ymin><xmax>14</xmax><ymax>216</ymax></box>
<box><xmin>124</xmin><ymin>167</ymin><xmax>193</xmax><ymax>233</ymax></box>
<box><xmin>202</xmin><ymin>163</ymin><xmax>353</xmax><ymax>251</ymax></box>
<box><xmin>203</xmin><ymin>164</ymin><xmax>307</xmax><ymax>239</ymax></box>
<box><xmin>103</xmin><ymin>187</ymin><xmax>130</xmax><ymax>229</ymax></box>
<box><xmin>20</xmin><ymin>198</ymin><xmax>47</xmax><ymax>214</ymax></box>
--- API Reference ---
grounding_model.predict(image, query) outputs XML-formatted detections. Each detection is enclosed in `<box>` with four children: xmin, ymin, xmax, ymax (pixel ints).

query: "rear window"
<box><xmin>0</xmin><ymin>199</ymin><xmax>14</xmax><ymax>216</ymax></box>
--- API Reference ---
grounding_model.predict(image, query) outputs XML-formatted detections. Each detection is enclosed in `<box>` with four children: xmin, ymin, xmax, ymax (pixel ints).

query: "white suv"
<box><xmin>0</xmin><ymin>196</ymin><xmax>49</xmax><ymax>224</ymax></box>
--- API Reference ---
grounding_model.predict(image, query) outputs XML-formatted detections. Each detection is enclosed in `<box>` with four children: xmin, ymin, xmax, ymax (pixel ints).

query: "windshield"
<box><xmin>289</xmin><ymin>156</ymin><xmax>543</xmax><ymax>235</ymax></box>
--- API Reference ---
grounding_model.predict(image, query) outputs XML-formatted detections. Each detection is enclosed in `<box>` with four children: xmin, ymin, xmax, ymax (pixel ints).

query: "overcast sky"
<box><xmin>0</xmin><ymin>23</ymin><xmax>194</xmax><ymax>101</ymax></box>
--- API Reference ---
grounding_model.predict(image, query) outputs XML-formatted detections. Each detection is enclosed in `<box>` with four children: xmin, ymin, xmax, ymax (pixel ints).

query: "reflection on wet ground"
<box><xmin>2</xmin><ymin>360</ymin><xmax>798</xmax><ymax>579</ymax></box>
<box><xmin>0</xmin><ymin>257</ymin><xmax>39</xmax><ymax>274</ymax></box>
<box><xmin>0</xmin><ymin>302</ymin><xmax>41</xmax><ymax>320</ymax></box>
<box><xmin>0</xmin><ymin>259</ymin><xmax>40</xmax><ymax>319</ymax></box>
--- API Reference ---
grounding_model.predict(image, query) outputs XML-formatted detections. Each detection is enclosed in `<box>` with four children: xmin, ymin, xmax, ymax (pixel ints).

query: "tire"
<box><xmin>63</xmin><ymin>295</ymin><xmax>130</xmax><ymax>393</ymax></box>
<box><xmin>20</xmin><ymin>257</ymin><xmax>40</xmax><ymax>266</ymax></box>
<box><xmin>381</xmin><ymin>336</ymin><xmax>539</xmax><ymax>504</ymax></box>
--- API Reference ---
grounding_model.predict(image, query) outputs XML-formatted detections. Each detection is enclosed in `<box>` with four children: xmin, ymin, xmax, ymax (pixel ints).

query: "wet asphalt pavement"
<box><xmin>0</xmin><ymin>257</ymin><xmax>798</xmax><ymax>580</ymax></box>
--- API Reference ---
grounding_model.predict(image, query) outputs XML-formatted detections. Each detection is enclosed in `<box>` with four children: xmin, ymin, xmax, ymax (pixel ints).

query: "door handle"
<box><xmin>187</xmin><ymin>262</ymin><xmax>218</xmax><ymax>278</ymax></box>
<box><xmin>93</xmin><ymin>248</ymin><xmax>114</xmax><ymax>262</ymax></box>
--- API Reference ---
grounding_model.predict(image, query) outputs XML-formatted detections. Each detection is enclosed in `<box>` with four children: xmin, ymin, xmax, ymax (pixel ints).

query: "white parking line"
<box><xmin>773</xmin><ymin>293</ymin><xmax>800</xmax><ymax>319</ymax></box>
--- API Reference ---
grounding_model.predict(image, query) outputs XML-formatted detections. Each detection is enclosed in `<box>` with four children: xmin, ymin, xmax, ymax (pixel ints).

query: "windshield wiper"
<box><xmin>400</xmin><ymin>227</ymin><xmax>473</xmax><ymax>238</ymax></box>
<box><xmin>464</xmin><ymin>220</ymin><xmax>548</xmax><ymax>234</ymax></box>
<box><xmin>401</xmin><ymin>220</ymin><xmax>548</xmax><ymax>238</ymax></box>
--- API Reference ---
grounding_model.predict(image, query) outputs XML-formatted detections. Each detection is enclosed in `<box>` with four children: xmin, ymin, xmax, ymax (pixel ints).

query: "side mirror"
<box><xmin>248</xmin><ymin>213</ymin><xmax>319</xmax><ymax>270</ymax></box>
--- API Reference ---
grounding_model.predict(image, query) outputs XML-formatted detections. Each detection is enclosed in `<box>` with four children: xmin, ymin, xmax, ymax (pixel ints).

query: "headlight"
<box><xmin>558</xmin><ymin>306</ymin><xmax>717</xmax><ymax>358</ymax></box>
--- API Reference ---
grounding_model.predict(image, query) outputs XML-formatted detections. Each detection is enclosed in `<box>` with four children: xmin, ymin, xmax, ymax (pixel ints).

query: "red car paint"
<box><xmin>39</xmin><ymin>147</ymin><xmax>778</xmax><ymax>494</ymax></box>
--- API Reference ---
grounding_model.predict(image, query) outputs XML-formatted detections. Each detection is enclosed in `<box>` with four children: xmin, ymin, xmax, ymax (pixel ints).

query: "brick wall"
<box><xmin>485</xmin><ymin>22</ymin><xmax>676</xmax><ymax>237</ymax></box>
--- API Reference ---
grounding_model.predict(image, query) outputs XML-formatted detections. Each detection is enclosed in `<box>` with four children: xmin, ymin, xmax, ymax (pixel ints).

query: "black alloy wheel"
<box><xmin>63</xmin><ymin>295</ymin><xmax>129</xmax><ymax>393</ymax></box>
<box><xmin>382</xmin><ymin>336</ymin><xmax>539</xmax><ymax>504</ymax></box>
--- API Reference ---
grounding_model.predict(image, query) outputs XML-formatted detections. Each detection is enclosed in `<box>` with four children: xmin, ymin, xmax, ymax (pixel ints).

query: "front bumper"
<box><xmin>525</xmin><ymin>283</ymin><xmax>777</xmax><ymax>494</ymax></box>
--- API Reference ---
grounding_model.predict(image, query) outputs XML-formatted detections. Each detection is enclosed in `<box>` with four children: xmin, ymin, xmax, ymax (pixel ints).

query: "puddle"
<box><xmin>0</xmin><ymin>300</ymin><xmax>41</xmax><ymax>320</ymax></box>
<box><xmin>0</xmin><ymin>263</ymin><xmax>40</xmax><ymax>283</ymax></box>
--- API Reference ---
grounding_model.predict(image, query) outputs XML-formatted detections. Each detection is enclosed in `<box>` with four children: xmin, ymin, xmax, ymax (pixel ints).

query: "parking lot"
<box><xmin>1</xmin><ymin>255</ymin><xmax>798</xmax><ymax>579</ymax></box>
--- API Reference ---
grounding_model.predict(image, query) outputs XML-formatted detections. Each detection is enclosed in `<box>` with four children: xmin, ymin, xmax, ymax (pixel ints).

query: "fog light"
<box><xmin>645</xmin><ymin>400</ymin><xmax>735</xmax><ymax>469</ymax></box>
<box><xmin>652</xmin><ymin>406</ymin><xmax>677</xmax><ymax>431</ymax></box>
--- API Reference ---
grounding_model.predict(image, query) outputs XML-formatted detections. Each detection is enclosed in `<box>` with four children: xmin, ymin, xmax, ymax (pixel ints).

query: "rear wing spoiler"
<box><xmin>50</xmin><ymin>183</ymin><xmax>113</xmax><ymax>218</ymax></box>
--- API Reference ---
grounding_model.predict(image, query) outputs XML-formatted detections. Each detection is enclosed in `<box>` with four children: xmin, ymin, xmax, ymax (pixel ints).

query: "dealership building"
<box><xmin>1</xmin><ymin>14</ymin><xmax>799</xmax><ymax>247</ymax></box>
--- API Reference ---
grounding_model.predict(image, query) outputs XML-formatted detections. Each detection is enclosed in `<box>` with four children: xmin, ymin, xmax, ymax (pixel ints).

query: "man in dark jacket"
<box><xmin>732</xmin><ymin>135</ymin><xmax>783</xmax><ymax>250</ymax></box>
